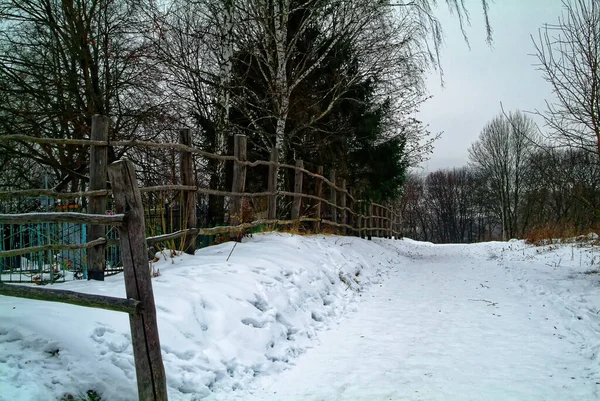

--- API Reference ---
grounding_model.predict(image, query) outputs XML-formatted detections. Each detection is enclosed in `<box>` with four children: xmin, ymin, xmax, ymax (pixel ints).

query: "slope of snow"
<box><xmin>0</xmin><ymin>233</ymin><xmax>397</xmax><ymax>401</ymax></box>
<box><xmin>1</xmin><ymin>234</ymin><xmax>599</xmax><ymax>401</ymax></box>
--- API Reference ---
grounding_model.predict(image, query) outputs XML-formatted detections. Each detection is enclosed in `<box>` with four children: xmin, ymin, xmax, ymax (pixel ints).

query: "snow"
<box><xmin>1</xmin><ymin>234</ymin><xmax>599</xmax><ymax>401</ymax></box>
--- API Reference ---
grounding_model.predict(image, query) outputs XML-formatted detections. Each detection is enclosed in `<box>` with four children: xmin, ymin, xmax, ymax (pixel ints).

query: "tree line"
<box><xmin>401</xmin><ymin>111</ymin><xmax>600</xmax><ymax>243</ymax></box>
<box><xmin>0</xmin><ymin>0</ymin><xmax>492</xmax><ymax>223</ymax></box>
<box><xmin>400</xmin><ymin>0</ymin><xmax>600</xmax><ymax>243</ymax></box>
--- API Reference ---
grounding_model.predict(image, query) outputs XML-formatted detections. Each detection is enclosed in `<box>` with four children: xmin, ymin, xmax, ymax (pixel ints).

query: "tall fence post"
<box><xmin>88</xmin><ymin>115</ymin><xmax>109</xmax><ymax>281</ymax></box>
<box><xmin>315</xmin><ymin>166</ymin><xmax>323</xmax><ymax>233</ymax></box>
<box><xmin>180</xmin><ymin>129</ymin><xmax>196</xmax><ymax>254</ymax></box>
<box><xmin>267</xmin><ymin>147</ymin><xmax>279</xmax><ymax>220</ymax></box>
<box><xmin>330</xmin><ymin>170</ymin><xmax>337</xmax><ymax>225</ymax></box>
<box><xmin>230</xmin><ymin>135</ymin><xmax>247</xmax><ymax>240</ymax></box>
<box><xmin>291</xmin><ymin>160</ymin><xmax>303</xmax><ymax>220</ymax></box>
<box><xmin>340</xmin><ymin>179</ymin><xmax>347</xmax><ymax>235</ymax></box>
<box><xmin>108</xmin><ymin>160</ymin><xmax>168</xmax><ymax>401</ymax></box>
<box><xmin>368</xmin><ymin>203</ymin><xmax>373</xmax><ymax>240</ymax></box>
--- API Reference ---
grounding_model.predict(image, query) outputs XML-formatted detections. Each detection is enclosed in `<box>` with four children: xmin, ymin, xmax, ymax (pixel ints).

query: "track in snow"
<box><xmin>233</xmin><ymin>241</ymin><xmax>600</xmax><ymax>401</ymax></box>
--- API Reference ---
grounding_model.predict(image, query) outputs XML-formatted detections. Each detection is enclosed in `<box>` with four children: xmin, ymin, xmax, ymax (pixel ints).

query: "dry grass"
<box><xmin>279</xmin><ymin>222</ymin><xmax>317</xmax><ymax>236</ymax></box>
<box><xmin>525</xmin><ymin>223</ymin><xmax>599</xmax><ymax>246</ymax></box>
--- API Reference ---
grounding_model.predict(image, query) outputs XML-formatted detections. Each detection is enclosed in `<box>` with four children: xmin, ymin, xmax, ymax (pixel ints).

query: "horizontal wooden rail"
<box><xmin>146</xmin><ymin>218</ymin><xmax>320</xmax><ymax>245</ymax></box>
<box><xmin>0</xmin><ymin>238</ymin><xmax>107</xmax><ymax>258</ymax></box>
<box><xmin>139</xmin><ymin>185</ymin><xmax>197</xmax><ymax>193</ymax></box>
<box><xmin>0</xmin><ymin>189</ymin><xmax>109</xmax><ymax>200</ymax></box>
<box><xmin>0</xmin><ymin>282</ymin><xmax>142</xmax><ymax>314</ymax></box>
<box><xmin>196</xmin><ymin>188</ymin><xmax>273</xmax><ymax>198</ymax></box>
<box><xmin>0</xmin><ymin>134</ymin><xmax>107</xmax><ymax>147</ymax></box>
<box><xmin>0</xmin><ymin>212</ymin><xmax>124</xmax><ymax>225</ymax></box>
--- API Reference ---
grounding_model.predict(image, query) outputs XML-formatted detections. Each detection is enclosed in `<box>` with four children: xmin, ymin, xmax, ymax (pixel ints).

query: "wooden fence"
<box><xmin>0</xmin><ymin>159</ymin><xmax>168</xmax><ymax>401</ymax></box>
<box><xmin>0</xmin><ymin>116</ymin><xmax>402</xmax><ymax>267</ymax></box>
<box><xmin>0</xmin><ymin>114</ymin><xmax>403</xmax><ymax>400</ymax></box>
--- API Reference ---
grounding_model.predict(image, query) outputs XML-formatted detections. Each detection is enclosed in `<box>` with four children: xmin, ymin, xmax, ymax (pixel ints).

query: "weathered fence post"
<box><xmin>330</xmin><ymin>171</ymin><xmax>337</xmax><ymax>226</ymax></box>
<box><xmin>375</xmin><ymin>205</ymin><xmax>381</xmax><ymax>238</ymax></box>
<box><xmin>340</xmin><ymin>179</ymin><xmax>347</xmax><ymax>235</ymax></box>
<box><xmin>314</xmin><ymin>166</ymin><xmax>323</xmax><ymax>233</ymax></box>
<box><xmin>381</xmin><ymin>207</ymin><xmax>386</xmax><ymax>238</ymax></box>
<box><xmin>108</xmin><ymin>160</ymin><xmax>168</xmax><ymax>401</ymax></box>
<box><xmin>291</xmin><ymin>160</ymin><xmax>303</xmax><ymax>220</ymax></box>
<box><xmin>267</xmin><ymin>148</ymin><xmax>279</xmax><ymax>220</ymax></box>
<box><xmin>180</xmin><ymin>129</ymin><xmax>196</xmax><ymax>254</ymax></box>
<box><xmin>368</xmin><ymin>203</ymin><xmax>373</xmax><ymax>240</ymax></box>
<box><xmin>382</xmin><ymin>207</ymin><xmax>386</xmax><ymax>238</ymax></box>
<box><xmin>387</xmin><ymin>206</ymin><xmax>393</xmax><ymax>239</ymax></box>
<box><xmin>390</xmin><ymin>208</ymin><xmax>394</xmax><ymax>239</ymax></box>
<box><xmin>383</xmin><ymin>206</ymin><xmax>392</xmax><ymax>239</ymax></box>
<box><xmin>347</xmin><ymin>187</ymin><xmax>354</xmax><ymax>236</ymax></box>
<box><xmin>230</xmin><ymin>135</ymin><xmax>247</xmax><ymax>240</ymax></box>
<box><xmin>88</xmin><ymin>115</ymin><xmax>109</xmax><ymax>281</ymax></box>
<box><xmin>380</xmin><ymin>206</ymin><xmax>385</xmax><ymax>238</ymax></box>
<box><xmin>358</xmin><ymin>202</ymin><xmax>364</xmax><ymax>239</ymax></box>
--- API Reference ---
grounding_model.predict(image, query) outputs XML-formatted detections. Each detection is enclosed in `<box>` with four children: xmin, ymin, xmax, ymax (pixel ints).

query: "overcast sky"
<box><xmin>417</xmin><ymin>0</ymin><xmax>564</xmax><ymax>172</ymax></box>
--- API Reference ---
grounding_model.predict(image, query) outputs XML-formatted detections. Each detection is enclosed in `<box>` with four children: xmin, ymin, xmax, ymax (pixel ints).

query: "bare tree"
<box><xmin>532</xmin><ymin>0</ymin><xmax>600</xmax><ymax>160</ymax></box>
<box><xmin>469</xmin><ymin>111</ymin><xmax>537</xmax><ymax>240</ymax></box>
<box><xmin>0</xmin><ymin>0</ymin><xmax>170</xmax><ymax>191</ymax></box>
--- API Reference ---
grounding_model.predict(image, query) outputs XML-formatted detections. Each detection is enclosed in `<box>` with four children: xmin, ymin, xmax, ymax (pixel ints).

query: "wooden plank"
<box><xmin>230</xmin><ymin>135</ymin><xmax>247</xmax><ymax>241</ymax></box>
<box><xmin>267</xmin><ymin>148</ymin><xmax>279</xmax><ymax>220</ymax></box>
<box><xmin>330</xmin><ymin>170</ymin><xmax>337</xmax><ymax>225</ymax></box>
<box><xmin>291</xmin><ymin>160</ymin><xmax>304</xmax><ymax>220</ymax></box>
<box><xmin>0</xmin><ymin>213</ymin><xmax>123</xmax><ymax>225</ymax></box>
<box><xmin>0</xmin><ymin>238</ymin><xmax>106</xmax><ymax>258</ymax></box>
<box><xmin>0</xmin><ymin>282</ymin><xmax>141</xmax><ymax>315</ymax></box>
<box><xmin>108</xmin><ymin>160</ymin><xmax>168</xmax><ymax>401</ymax></box>
<box><xmin>88</xmin><ymin>115</ymin><xmax>110</xmax><ymax>281</ymax></box>
<box><xmin>180</xmin><ymin>129</ymin><xmax>197</xmax><ymax>254</ymax></box>
<box><xmin>314</xmin><ymin>166</ymin><xmax>323</xmax><ymax>233</ymax></box>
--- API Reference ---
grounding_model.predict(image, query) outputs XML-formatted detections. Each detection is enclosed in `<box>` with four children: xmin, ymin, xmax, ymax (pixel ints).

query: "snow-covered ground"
<box><xmin>1</xmin><ymin>234</ymin><xmax>599</xmax><ymax>401</ymax></box>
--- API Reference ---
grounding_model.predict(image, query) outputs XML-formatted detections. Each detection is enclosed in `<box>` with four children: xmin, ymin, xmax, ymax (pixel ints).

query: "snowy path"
<box><xmin>2</xmin><ymin>236</ymin><xmax>599</xmax><ymax>401</ymax></box>
<box><xmin>237</xmin><ymin>241</ymin><xmax>600</xmax><ymax>401</ymax></box>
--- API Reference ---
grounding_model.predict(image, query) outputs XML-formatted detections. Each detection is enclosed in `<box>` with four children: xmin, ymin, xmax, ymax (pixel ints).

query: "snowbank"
<box><xmin>0</xmin><ymin>233</ymin><xmax>401</xmax><ymax>401</ymax></box>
